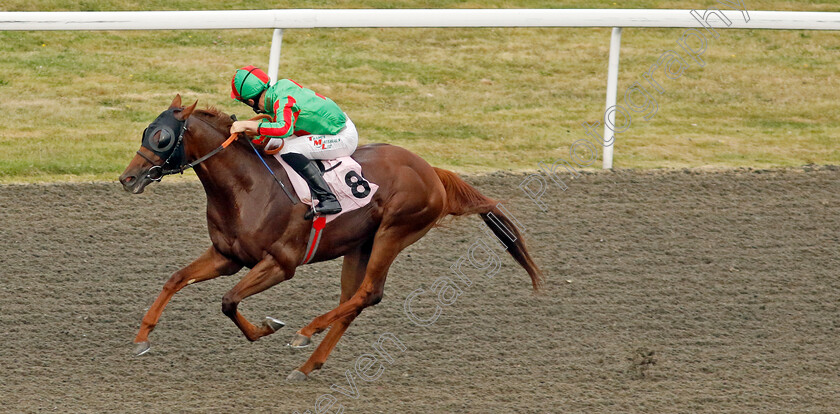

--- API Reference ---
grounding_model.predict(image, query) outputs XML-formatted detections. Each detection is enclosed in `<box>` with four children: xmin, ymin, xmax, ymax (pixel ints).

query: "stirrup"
<box><xmin>304</xmin><ymin>198</ymin><xmax>342</xmax><ymax>220</ymax></box>
<box><xmin>304</xmin><ymin>206</ymin><xmax>317</xmax><ymax>221</ymax></box>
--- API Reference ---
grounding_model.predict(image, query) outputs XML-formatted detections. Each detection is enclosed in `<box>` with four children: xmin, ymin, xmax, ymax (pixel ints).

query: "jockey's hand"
<box><xmin>230</xmin><ymin>120</ymin><xmax>260</xmax><ymax>136</ymax></box>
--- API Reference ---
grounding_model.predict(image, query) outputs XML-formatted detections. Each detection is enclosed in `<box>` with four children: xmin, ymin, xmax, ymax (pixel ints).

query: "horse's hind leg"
<box><xmin>133</xmin><ymin>246</ymin><xmax>241</xmax><ymax>355</ymax></box>
<box><xmin>221</xmin><ymin>254</ymin><xmax>295</xmax><ymax>341</ymax></box>
<box><xmin>288</xmin><ymin>241</ymin><xmax>371</xmax><ymax>380</ymax></box>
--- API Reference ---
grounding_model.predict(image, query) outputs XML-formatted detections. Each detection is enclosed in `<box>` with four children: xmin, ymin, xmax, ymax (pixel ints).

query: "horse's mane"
<box><xmin>193</xmin><ymin>107</ymin><xmax>234</xmax><ymax>133</ymax></box>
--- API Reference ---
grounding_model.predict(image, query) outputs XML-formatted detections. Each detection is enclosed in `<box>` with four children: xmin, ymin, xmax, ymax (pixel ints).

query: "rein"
<box><xmin>248</xmin><ymin>137</ymin><xmax>298</xmax><ymax>204</ymax></box>
<box><xmin>139</xmin><ymin>115</ymin><xmax>238</xmax><ymax>182</ymax></box>
<box><xmin>139</xmin><ymin>112</ymin><xmax>297</xmax><ymax>204</ymax></box>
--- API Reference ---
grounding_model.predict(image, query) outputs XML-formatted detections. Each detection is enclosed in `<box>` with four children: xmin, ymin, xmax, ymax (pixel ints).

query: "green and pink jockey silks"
<box><xmin>257</xmin><ymin>78</ymin><xmax>347</xmax><ymax>139</ymax></box>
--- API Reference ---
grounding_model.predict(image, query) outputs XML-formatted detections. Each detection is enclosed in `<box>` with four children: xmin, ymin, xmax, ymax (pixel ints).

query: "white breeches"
<box><xmin>267</xmin><ymin>116</ymin><xmax>358</xmax><ymax>160</ymax></box>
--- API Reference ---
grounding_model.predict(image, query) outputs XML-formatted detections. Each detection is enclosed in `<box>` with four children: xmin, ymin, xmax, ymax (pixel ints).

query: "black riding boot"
<box><xmin>282</xmin><ymin>153</ymin><xmax>342</xmax><ymax>216</ymax></box>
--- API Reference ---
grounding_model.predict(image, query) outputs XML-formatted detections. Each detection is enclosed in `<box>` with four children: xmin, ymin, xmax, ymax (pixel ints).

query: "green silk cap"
<box><xmin>230</xmin><ymin>65</ymin><xmax>270</xmax><ymax>101</ymax></box>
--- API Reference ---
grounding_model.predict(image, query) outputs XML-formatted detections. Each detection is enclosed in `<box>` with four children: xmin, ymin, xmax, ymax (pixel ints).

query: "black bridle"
<box><xmin>137</xmin><ymin>108</ymin><xmax>189</xmax><ymax>181</ymax></box>
<box><xmin>136</xmin><ymin>110</ymin><xmax>297</xmax><ymax>203</ymax></box>
<box><xmin>137</xmin><ymin>110</ymin><xmax>233</xmax><ymax>182</ymax></box>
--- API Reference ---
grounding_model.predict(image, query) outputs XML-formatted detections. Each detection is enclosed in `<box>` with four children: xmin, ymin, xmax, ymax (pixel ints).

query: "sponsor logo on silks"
<box><xmin>307</xmin><ymin>136</ymin><xmax>340</xmax><ymax>150</ymax></box>
<box><xmin>309</xmin><ymin>135</ymin><xmax>326</xmax><ymax>149</ymax></box>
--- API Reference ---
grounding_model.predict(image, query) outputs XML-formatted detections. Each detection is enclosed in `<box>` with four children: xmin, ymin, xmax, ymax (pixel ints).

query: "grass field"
<box><xmin>0</xmin><ymin>1</ymin><xmax>838</xmax><ymax>182</ymax></box>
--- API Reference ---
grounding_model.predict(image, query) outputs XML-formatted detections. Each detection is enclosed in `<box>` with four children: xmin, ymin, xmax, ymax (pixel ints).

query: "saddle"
<box><xmin>274</xmin><ymin>155</ymin><xmax>378</xmax><ymax>224</ymax></box>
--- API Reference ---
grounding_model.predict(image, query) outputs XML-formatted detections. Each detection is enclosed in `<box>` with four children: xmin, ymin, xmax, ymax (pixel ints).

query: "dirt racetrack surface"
<box><xmin>1</xmin><ymin>167</ymin><xmax>839</xmax><ymax>413</ymax></box>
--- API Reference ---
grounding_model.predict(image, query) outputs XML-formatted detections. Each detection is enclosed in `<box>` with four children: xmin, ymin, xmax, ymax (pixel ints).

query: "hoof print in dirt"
<box><xmin>627</xmin><ymin>348</ymin><xmax>657</xmax><ymax>379</ymax></box>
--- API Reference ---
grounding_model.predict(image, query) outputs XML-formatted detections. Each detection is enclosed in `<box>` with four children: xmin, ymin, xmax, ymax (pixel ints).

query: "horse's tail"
<box><xmin>433</xmin><ymin>167</ymin><xmax>544</xmax><ymax>291</ymax></box>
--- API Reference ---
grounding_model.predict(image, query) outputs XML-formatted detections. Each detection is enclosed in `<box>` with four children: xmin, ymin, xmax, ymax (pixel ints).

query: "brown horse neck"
<box><xmin>184</xmin><ymin>113</ymin><xmax>294</xmax><ymax>215</ymax></box>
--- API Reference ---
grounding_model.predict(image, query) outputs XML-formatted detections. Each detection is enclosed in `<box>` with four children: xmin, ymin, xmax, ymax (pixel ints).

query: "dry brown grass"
<box><xmin>0</xmin><ymin>1</ymin><xmax>838</xmax><ymax>182</ymax></box>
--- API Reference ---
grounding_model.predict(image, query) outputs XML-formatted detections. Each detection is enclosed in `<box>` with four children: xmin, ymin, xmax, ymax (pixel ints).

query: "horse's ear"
<box><xmin>170</xmin><ymin>94</ymin><xmax>182</xmax><ymax>109</ymax></box>
<box><xmin>177</xmin><ymin>100</ymin><xmax>198</xmax><ymax>120</ymax></box>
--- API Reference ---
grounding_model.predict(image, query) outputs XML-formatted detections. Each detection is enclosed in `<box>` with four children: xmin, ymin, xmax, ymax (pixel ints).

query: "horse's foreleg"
<box><xmin>289</xmin><ymin>242</ymin><xmax>371</xmax><ymax>380</ymax></box>
<box><xmin>292</xmin><ymin>223</ymin><xmax>431</xmax><ymax>357</ymax></box>
<box><xmin>288</xmin><ymin>316</ymin><xmax>355</xmax><ymax>381</ymax></box>
<box><xmin>286</xmin><ymin>244</ymin><xmax>400</xmax><ymax>380</ymax></box>
<box><xmin>221</xmin><ymin>254</ymin><xmax>294</xmax><ymax>342</ymax></box>
<box><xmin>134</xmin><ymin>246</ymin><xmax>241</xmax><ymax>355</ymax></box>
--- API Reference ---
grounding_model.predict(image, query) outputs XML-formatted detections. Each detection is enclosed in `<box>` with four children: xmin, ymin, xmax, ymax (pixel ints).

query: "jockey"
<box><xmin>229</xmin><ymin>65</ymin><xmax>358</xmax><ymax>216</ymax></box>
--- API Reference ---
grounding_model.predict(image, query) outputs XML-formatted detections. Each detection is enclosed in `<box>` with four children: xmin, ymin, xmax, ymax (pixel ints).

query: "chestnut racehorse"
<box><xmin>119</xmin><ymin>95</ymin><xmax>543</xmax><ymax>381</ymax></box>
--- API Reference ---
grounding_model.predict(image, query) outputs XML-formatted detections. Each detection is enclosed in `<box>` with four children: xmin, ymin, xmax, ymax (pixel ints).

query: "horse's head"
<box><xmin>119</xmin><ymin>94</ymin><xmax>197</xmax><ymax>194</ymax></box>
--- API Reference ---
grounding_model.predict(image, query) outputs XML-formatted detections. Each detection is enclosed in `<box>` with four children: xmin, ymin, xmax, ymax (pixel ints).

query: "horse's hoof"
<box><xmin>287</xmin><ymin>333</ymin><xmax>311</xmax><ymax>348</ymax></box>
<box><xmin>286</xmin><ymin>369</ymin><xmax>309</xmax><ymax>381</ymax></box>
<box><xmin>133</xmin><ymin>341</ymin><xmax>151</xmax><ymax>356</ymax></box>
<box><xmin>264</xmin><ymin>316</ymin><xmax>286</xmax><ymax>332</ymax></box>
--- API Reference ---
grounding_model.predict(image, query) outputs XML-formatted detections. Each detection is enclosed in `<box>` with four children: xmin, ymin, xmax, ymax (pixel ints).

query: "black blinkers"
<box><xmin>136</xmin><ymin>108</ymin><xmax>238</xmax><ymax>183</ymax></box>
<box><xmin>141</xmin><ymin>108</ymin><xmax>186</xmax><ymax>165</ymax></box>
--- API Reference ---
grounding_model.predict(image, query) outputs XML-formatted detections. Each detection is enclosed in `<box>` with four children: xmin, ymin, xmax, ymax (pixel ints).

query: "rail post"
<box><xmin>602</xmin><ymin>27</ymin><xmax>622</xmax><ymax>169</ymax></box>
<box><xmin>268</xmin><ymin>28</ymin><xmax>284</xmax><ymax>85</ymax></box>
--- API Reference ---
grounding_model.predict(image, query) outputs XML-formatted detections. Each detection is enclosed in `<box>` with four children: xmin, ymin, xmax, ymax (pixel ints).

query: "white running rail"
<box><xmin>2</xmin><ymin>9</ymin><xmax>839</xmax><ymax>168</ymax></box>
